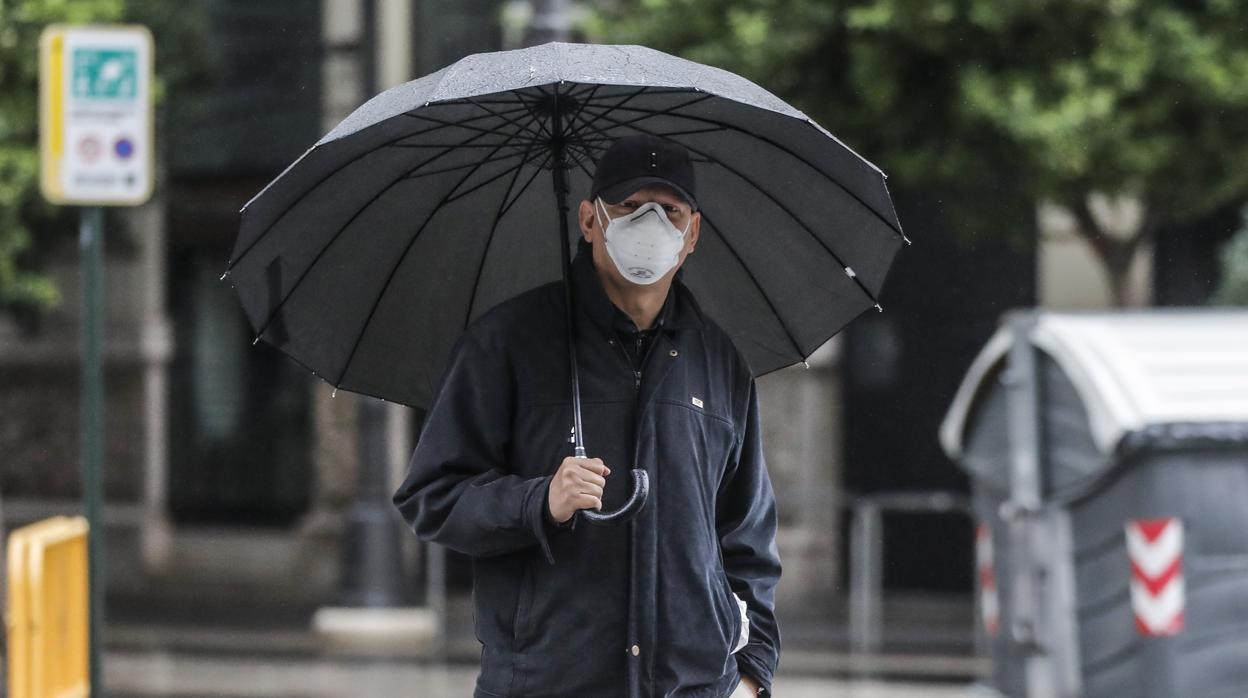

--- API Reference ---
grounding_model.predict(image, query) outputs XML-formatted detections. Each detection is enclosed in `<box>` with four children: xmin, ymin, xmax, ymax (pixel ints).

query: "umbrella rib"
<box><xmin>579</xmin><ymin>101</ymin><xmax>907</xmax><ymax>242</ymax></box>
<box><xmin>574</xmin><ymin>103</ymin><xmax>884</xmax><ymax>308</ymax></box>
<box><xmin>468</xmin><ymin>83</ymin><xmax>608</xmax><ymax>146</ymax></box>
<box><xmin>552</xmin><ymin>85</ymin><xmax>656</xmax><ymax>149</ymax></box>
<box><xmin>525</xmin><ymin>86</ymin><xmax>558</xmax><ymax>141</ymax></box>
<box><xmin>466</xmin><ymin>96</ymin><xmax>550</xmax><ymax>145</ymax></box>
<box><xmin>462</xmin><ymin>140</ymin><xmax>543</xmax><ymax>329</ymax></box>
<box><xmin>333</xmin><ymin>128</ymin><xmax>531</xmax><ymax>389</ymax></box>
<box><xmin>443</xmin><ymin>156</ymin><xmax>532</xmax><ymax>205</ymax></box>
<box><xmin>400</xmin><ymin>109</ymin><xmax>548</xmax><ymax>144</ymax></box>
<box><xmin>248</xmin><ymin>127</ymin><xmax>506</xmax><ymax>344</ymax></box>
<box><xmin>695</xmin><ymin>209</ymin><xmax>810</xmax><ymax>360</ymax></box>
<box><xmin>388</xmin><ymin>141</ymin><xmax>540</xmax><ymax>149</ymax></box>
<box><xmin>398</xmin><ymin>149</ymin><xmax>530</xmax><ymax>180</ymax></box>
<box><xmin>562</xmin><ymin>83</ymin><xmax>603</xmax><ymax>139</ymax></box>
<box><xmin>563</xmin><ymin>92</ymin><xmax>715</xmax><ymax>148</ymax></box>
<box><xmin>436</xmin><ymin>125</ymin><xmax>538</xmax><ymax>202</ymax></box>
<box><xmin>451</xmin><ymin>83</ymin><xmax>660</xmax><ymax>107</ymax></box>
<box><xmin>229</xmin><ymin>102</ymin><xmax>535</xmax><ymax>272</ymax></box>
<box><xmin>498</xmin><ymin>154</ymin><xmax>550</xmax><ymax>220</ymax></box>
<box><xmin>576</xmin><ymin>125</ymin><xmax>726</xmax><ymax>142</ymax></box>
<box><xmin>565</xmin><ymin>151</ymin><xmax>809</xmax><ymax>360</ymax></box>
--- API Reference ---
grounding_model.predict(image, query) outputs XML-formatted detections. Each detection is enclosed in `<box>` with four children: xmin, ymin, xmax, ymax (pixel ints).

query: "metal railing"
<box><xmin>845</xmin><ymin>490</ymin><xmax>973</xmax><ymax>655</ymax></box>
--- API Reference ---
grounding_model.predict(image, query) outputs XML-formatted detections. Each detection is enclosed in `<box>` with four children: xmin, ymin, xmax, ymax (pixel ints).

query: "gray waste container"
<box><xmin>940</xmin><ymin>310</ymin><xmax>1248</xmax><ymax>698</ymax></box>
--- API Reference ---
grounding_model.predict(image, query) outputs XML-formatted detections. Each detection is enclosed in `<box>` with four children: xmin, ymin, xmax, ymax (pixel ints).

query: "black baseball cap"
<box><xmin>590</xmin><ymin>134</ymin><xmax>698</xmax><ymax>211</ymax></box>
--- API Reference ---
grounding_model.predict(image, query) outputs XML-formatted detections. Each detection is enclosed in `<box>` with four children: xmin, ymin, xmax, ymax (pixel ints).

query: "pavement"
<box><xmin>105</xmin><ymin>650</ymin><xmax>989</xmax><ymax>698</ymax></box>
<box><xmin>95</xmin><ymin>590</ymin><xmax>990</xmax><ymax>698</ymax></box>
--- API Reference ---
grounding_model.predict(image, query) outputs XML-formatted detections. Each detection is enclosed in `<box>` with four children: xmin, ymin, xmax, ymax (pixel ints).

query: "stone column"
<box><xmin>296</xmin><ymin>0</ymin><xmax>370</xmax><ymax>595</ymax></box>
<box><xmin>133</xmin><ymin>107</ymin><xmax>174</xmax><ymax>575</ymax></box>
<box><xmin>756</xmin><ymin>338</ymin><xmax>841</xmax><ymax>612</ymax></box>
<box><xmin>311</xmin><ymin>0</ymin><xmax>436</xmax><ymax>651</ymax></box>
<box><xmin>132</xmin><ymin>183</ymin><xmax>175</xmax><ymax>576</ymax></box>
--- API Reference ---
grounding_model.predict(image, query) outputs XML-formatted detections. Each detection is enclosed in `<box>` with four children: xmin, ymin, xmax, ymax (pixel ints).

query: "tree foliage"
<box><xmin>587</xmin><ymin>0</ymin><xmax>1248</xmax><ymax>304</ymax></box>
<box><xmin>0</xmin><ymin>0</ymin><xmax>208</xmax><ymax>324</ymax></box>
<box><xmin>0</xmin><ymin>0</ymin><xmax>126</xmax><ymax>313</ymax></box>
<box><xmin>1213</xmin><ymin>208</ymin><xmax>1248</xmax><ymax>306</ymax></box>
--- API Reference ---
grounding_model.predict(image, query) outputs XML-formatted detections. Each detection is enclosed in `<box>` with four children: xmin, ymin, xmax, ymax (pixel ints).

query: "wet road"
<box><xmin>106</xmin><ymin>650</ymin><xmax>987</xmax><ymax>698</ymax></box>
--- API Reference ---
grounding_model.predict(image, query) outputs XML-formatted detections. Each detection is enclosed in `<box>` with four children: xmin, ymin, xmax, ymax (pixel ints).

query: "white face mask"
<box><xmin>594</xmin><ymin>198</ymin><xmax>691</xmax><ymax>285</ymax></box>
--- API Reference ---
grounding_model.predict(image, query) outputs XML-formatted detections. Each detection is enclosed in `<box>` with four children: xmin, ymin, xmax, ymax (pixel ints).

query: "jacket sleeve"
<box><xmin>717</xmin><ymin>377</ymin><xmax>782</xmax><ymax>694</ymax></box>
<box><xmin>391</xmin><ymin>328</ymin><xmax>573</xmax><ymax>565</ymax></box>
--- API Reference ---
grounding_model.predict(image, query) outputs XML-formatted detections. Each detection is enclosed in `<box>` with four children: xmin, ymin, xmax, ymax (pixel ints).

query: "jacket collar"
<box><xmin>571</xmin><ymin>238</ymin><xmax>705</xmax><ymax>337</ymax></box>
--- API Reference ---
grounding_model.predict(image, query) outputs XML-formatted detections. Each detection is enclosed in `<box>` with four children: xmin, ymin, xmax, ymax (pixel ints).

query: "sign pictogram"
<box><xmin>40</xmin><ymin>25</ymin><xmax>152</xmax><ymax>205</ymax></box>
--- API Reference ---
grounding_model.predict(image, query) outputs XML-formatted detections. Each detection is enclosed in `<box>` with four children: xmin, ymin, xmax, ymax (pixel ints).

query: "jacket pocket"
<box><xmin>513</xmin><ymin>558</ymin><xmax>535</xmax><ymax>651</ymax></box>
<box><xmin>715</xmin><ymin>565</ymin><xmax>743</xmax><ymax>657</ymax></box>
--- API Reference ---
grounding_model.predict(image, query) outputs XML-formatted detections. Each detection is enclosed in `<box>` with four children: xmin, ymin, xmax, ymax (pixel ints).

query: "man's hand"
<box><xmin>547</xmin><ymin>457</ymin><xmax>611</xmax><ymax>523</ymax></box>
<box><xmin>738</xmin><ymin>675</ymin><xmax>760</xmax><ymax>695</ymax></box>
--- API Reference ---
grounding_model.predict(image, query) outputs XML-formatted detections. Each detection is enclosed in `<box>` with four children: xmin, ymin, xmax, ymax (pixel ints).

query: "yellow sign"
<box><xmin>40</xmin><ymin>24</ymin><xmax>153</xmax><ymax>206</ymax></box>
<box><xmin>6</xmin><ymin>516</ymin><xmax>90</xmax><ymax>698</ymax></box>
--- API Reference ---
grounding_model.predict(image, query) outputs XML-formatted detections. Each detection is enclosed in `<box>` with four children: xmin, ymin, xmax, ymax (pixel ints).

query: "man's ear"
<box><xmin>685</xmin><ymin>211</ymin><xmax>701</xmax><ymax>254</ymax></box>
<box><xmin>578</xmin><ymin>199</ymin><xmax>597</xmax><ymax>242</ymax></box>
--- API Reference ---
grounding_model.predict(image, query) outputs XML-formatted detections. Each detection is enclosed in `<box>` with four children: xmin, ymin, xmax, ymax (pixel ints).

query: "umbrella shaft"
<box><xmin>551</xmin><ymin>92</ymin><xmax>586</xmax><ymax>456</ymax></box>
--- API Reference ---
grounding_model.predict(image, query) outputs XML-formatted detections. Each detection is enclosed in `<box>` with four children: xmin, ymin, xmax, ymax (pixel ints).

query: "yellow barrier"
<box><xmin>6</xmin><ymin>516</ymin><xmax>90</xmax><ymax>698</ymax></box>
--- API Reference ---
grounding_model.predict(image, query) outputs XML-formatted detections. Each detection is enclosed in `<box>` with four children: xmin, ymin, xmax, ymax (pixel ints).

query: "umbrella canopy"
<box><xmin>228</xmin><ymin>41</ymin><xmax>907</xmax><ymax>410</ymax></box>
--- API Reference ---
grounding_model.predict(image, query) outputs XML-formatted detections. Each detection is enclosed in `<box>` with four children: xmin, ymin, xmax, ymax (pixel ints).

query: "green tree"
<box><xmin>0</xmin><ymin>0</ymin><xmax>125</xmax><ymax>316</ymax></box>
<box><xmin>0</xmin><ymin>0</ymin><xmax>208</xmax><ymax>326</ymax></box>
<box><xmin>588</xmin><ymin>0</ymin><xmax>1248</xmax><ymax>306</ymax></box>
<box><xmin>1213</xmin><ymin>208</ymin><xmax>1248</xmax><ymax>306</ymax></box>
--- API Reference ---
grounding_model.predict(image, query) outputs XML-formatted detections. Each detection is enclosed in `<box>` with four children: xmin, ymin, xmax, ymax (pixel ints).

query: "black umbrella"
<box><xmin>226</xmin><ymin>42</ymin><xmax>907</xmax><ymax>525</ymax></box>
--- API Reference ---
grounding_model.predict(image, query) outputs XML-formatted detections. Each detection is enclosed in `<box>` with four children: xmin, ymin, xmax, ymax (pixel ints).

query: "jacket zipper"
<box><xmin>633</xmin><ymin>335</ymin><xmax>644</xmax><ymax>390</ymax></box>
<box><xmin>611</xmin><ymin>331</ymin><xmax>655</xmax><ymax>392</ymax></box>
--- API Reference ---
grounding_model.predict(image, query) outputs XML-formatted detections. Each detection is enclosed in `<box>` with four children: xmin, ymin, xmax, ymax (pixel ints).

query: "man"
<box><xmin>392</xmin><ymin>134</ymin><xmax>781</xmax><ymax>698</ymax></box>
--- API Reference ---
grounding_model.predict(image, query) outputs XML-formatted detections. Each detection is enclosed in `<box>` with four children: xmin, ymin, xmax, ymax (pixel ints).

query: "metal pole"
<box><xmin>1004</xmin><ymin>312</ymin><xmax>1055</xmax><ymax>698</ymax></box>
<box><xmin>427</xmin><ymin>541</ymin><xmax>447</xmax><ymax>660</ymax></box>
<box><xmin>549</xmin><ymin>86</ymin><xmax>587</xmax><ymax>460</ymax></box>
<box><xmin>848</xmin><ymin>500</ymin><xmax>883</xmax><ymax>657</ymax></box>
<box><xmin>337</xmin><ymin>397</ymin><xmax>408</xmax><ymax>607</ymax></box>
<box><xmin>80</xmin><ymin>205</ymin><xmax>105</xmax><ymax>696</ymax></box>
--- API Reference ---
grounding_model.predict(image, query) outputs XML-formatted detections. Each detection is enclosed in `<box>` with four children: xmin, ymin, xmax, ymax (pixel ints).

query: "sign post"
<box><xmin>39</xmin><ymin>24</ymin><xmax>153</xmax><ymax>697</ymax></box>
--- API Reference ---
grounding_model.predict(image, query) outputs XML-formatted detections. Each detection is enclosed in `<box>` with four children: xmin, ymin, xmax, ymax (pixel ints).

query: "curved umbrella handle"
<box><xmin>579</xmin><ymin>468</ymin><xmax>649</xmax><ymax>526</ymax></box>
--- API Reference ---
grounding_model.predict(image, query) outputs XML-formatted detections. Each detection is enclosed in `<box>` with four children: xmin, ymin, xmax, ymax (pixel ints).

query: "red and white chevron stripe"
<box><xmin>976</xmin><ymin>523</ymin><xmax>999</xmax><ymax>637</ymax></box>
<box><xmin>1125</xmin><ymin>517</ymin><xmax>1184</xmax><ymax>637</ymax></box>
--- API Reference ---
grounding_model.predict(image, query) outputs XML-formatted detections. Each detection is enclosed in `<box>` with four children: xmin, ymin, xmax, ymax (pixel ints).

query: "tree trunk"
<box><xmin>1068</xmin><ymin>196</ymin><xmax>1152</xmax><ymax>308</ymax></box>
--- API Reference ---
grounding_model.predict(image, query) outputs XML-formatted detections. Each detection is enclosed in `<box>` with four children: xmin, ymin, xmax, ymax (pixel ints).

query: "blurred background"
<box><xmin>1</xmin><ymin>0</ymin><xmax>1246</xmax><ymax>696</ymax></box>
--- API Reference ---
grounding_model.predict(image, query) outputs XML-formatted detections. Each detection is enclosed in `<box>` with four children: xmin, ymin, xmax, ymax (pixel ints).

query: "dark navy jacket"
<box><xmin>393</xmin><ymin>239</ymin><xmax>782</xmax><ymax>697</ymax></box>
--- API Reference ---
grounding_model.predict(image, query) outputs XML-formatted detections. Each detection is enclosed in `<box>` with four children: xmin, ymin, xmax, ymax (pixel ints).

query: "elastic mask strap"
<box><xmin>594</xmin><ymin>197</ymin><xmax>613</xmax><ymax>233</ymax></box>
<box><xmin>598</xmin><ymin>198</ymin><xmax>691</xmax><ymax>237</ymax></box>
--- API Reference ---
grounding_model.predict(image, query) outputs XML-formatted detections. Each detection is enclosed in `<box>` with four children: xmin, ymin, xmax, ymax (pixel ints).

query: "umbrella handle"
<box><xmin>579</xmin><ymin>468</ymin><xmax>649</xmax><ymax>526</ymax></box>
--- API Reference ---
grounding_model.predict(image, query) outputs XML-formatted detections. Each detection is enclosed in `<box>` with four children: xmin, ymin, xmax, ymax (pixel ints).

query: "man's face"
<box><xmin>577</xmin><ymin>184</ymin><xmax>701</xmax><ymax>288</ymax></box>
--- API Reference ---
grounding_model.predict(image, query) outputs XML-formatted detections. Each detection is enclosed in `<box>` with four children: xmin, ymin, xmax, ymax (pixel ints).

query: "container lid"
<box><xmin>941</xmin><ymin>309</ymin><xmax>1248</xmax><ymax>460</ymax></box>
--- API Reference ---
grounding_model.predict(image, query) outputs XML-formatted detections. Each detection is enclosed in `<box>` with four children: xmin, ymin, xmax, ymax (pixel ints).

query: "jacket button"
<box><xmin>669</xmin><ymin>349</ymin><xmax>678</xmax><ymax>357</ymax></box>
<box><xmin>630</xmin><ymin>644</ymin><xmax>640</xmax><ymax>656</ymax></box>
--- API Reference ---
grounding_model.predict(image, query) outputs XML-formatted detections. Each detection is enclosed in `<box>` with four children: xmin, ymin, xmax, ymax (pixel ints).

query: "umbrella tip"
<box><xmin>844</xmin><ymin>266</ymin><xmax>856</xmax><ymax>279</ymax></box>
<box><xmin>220</xmin><ymin>269</ymin><xmax>229</xmax><ymax>281</ymax></box>
<box><xmin>874</xmin><ymin>303</ymin><xmax>884</xmax><ymax>313</ymax></box>
<box><xmin>332</xmin><ymin>388</ymin><xmax>338</xmax><ymax>398</ymax></box>
<box><xmin>252</xmin><ymin>335</ymin><xmax>261</xmax><ymax>345</ymax></box>
<box><xmin>903</xmin><ymin>235</ymin><xmax>912</xmax><ymax>246</ymax></box>
<box><xmin>803</xmin><ymin>360</ymin><xmax>810</xmax><ymax>370</ymax></box>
